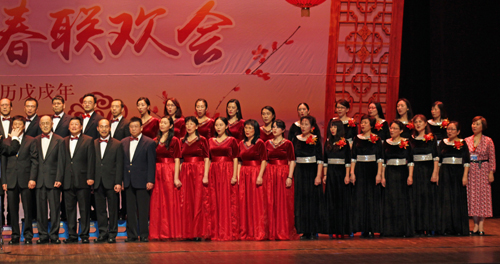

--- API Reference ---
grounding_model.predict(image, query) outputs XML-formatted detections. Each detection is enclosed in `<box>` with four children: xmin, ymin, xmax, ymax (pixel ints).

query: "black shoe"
<box><xmin>140</xmin><ymin>237</ymin><xmax>149</xmax><ymax>242</ymax></box>
<box><xmin>310</xmin><ymin>233</ymin><xmax>318</xmax><ymax>240</ymax></box>
<box><xmin>124</xmin><ymin>238</ymin><xmax>138</xmax><ymax>243</ymax></box>
<box><xmin>51</xmin><ymin>239</ymin><xmax>61</xmax><ymax>244</ymax></box>
<box><xmin>8</xmin><ymin>238</ymin><xmax>19</xmax><ymax>245</ymax></box>
<box><xmin>479</xmin><ymin>231</ymin><xmax>485</xmax><ymax>236</ymax></box>
<box><xmin>37</xmin><ymin>239</ymin><xmax>49</xmax><ymax>244</ymax></box>
<box><xmin>107</xmin><ymin>238</ymin><xmax>116</xmax><ymax>243</ymax></box>
<box><xmin>63</xmin><ymin>238</ymin><xmax>78</xmax><ymax>244</ymax></box>
<box><xmin>300</xmin><ymin>234</ymin><xmax>311</xmax><ymax>240</ymax></box>
<box><xmin>94</xmin><ymin>236</ymin><xmax>108</xmax><ymax>243</ymax></box>
<box><xmin>469</xmin><ymin>230</ymin><xmax>479</xmax><ymax>236</ymax></box>
<box><xmin>24</xmin><ymin>239</ymin><xmax>33</xmax><ymax>244</ymax></box>
<box><xmin>193</xmin><ymin>237</ymin><xmax>201</xmax><ymax>242</ymax></box>
<box><xmin>368</xmin><ymin>232</ymin><xmax>374</xmax><ymax>238</ymax></box>
<box><xmin>81</xmin><ymin>238</ymin><xmax>90</xmax><ymax>244</ymax></box>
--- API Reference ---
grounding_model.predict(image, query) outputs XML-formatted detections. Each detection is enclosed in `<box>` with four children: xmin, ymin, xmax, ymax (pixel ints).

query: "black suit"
<box><xmin>1</xmin><ymin>136</ymin><xmax>38</xmax><ymax>240</ymax></box>
<box><xmin>111</xmin><ymin>117</ymin><xmax>130</xmax><ymax>141</ymax></box>
<box><xmin>83</xmin><ymin>112</ymin><xmax>104</xmax><ymax>140</ymax></box>
<box><xmin>25</xmin><ymin>114</ymin><xmax>42</xmax><ymax>138</ymax></box>
<box><xmin>121</xmin><ymin>135</ymin><xmax>156</xmax><ymax>239</ymax></box>
<box><xmin>0</xmin><ymin>117</ymin><xmax>11</xmax><ymax>226</ymax></box>
<box><xmin>35</xmin><ymin>133</ymin><xmax>65</xmax><ymax>241</ymax></box>
<box><xmin>94</xmin><ymin>137</ymin><xmax>123</xmax><ymax>239</ymax></box>
<box><xmin>0</xmin><ymin>118</ymin><xmax>11</xmax><ymax>139</ymax></box>
<box><xmin>53</xmin><ymin>112</ymin><xmax>72</xmax><ymax>138</ymax></box>
<box><xmin>63</xmin><ymin>134</ymin><xmax>95</xmax><ymax>240</ymax></box>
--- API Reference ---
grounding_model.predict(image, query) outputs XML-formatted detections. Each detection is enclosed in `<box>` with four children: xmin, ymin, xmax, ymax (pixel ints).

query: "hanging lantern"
<box><xmin>286</xmin><ymin>0</ymin><xmax>327</xmax><ymax>17</ymax></box>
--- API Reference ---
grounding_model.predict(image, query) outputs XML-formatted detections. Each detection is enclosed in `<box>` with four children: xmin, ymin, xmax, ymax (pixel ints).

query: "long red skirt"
<box><xmin>150</xmin><ymin>162</ymin><xmax>182</xmax><ymax>240</ymax></box>
<box><xmin>179</xmin><ymin>161</ymin><xmax>210</xmax><ymax>239</ymax></box>
<box><xmin>239</xmin><ymin>165</ymin><xmax>268</xmax><ymax>240</ymax></box>
<box><xmin>265</xmin><ymin>164</ymin><xmax>299</xmax><ymax>240</ymax></box>
<box><xmin>209</xmin><ymin>161</ymin><xmax>240</xmax><ymax>241</ymax></box>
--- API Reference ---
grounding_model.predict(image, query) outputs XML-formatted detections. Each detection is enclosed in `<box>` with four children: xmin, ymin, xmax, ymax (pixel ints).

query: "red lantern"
<box><xmin>286</xmin><ymin>0</ymin><xmax>327</xmax><ymax>17</ymax></box>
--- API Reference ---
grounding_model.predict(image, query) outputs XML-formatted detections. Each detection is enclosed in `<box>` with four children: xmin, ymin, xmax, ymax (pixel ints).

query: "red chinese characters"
<box><xmin>0</xmin><ymin>0</ymin><xmax>47</xmax><ymax>65</ymax></box>
<box><xmin>176</xmin><ymin>1</ymin><xmax>234</xmax><ymax>67</ymax></box>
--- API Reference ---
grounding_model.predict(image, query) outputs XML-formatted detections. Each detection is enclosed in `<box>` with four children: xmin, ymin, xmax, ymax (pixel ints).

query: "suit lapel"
<box><xmin>44</xmin><ymin>136</ymin><xmax>58</xmax><ymax>161</ymax></box>
<box><xmin>102</xmin><ymin>139</ymin><xmax>113</xmax><ymax>160</ymax></box>
<box><xmin>131</xmin><ymin>137</ymin><xmax>144</xmax><ymax>162</ymax></box>
<box><xmin>73</xmin><ymin>136</ymin><xmax>83</xmax><ymax>159</ymax></box>
<box><xmin>65</xmin><ymin>137</ymin><xmax>70</xmax><ymax>159</ymax></box>
<box><xmin>123</xmin><ymin>138</ymin><xmax>131</xmax><ymax>163</ymax></box>
<box><xmin>84</xmin><ymin>113</ymin><xmax>95</xmax><ymax>134</ymax></box>
<box><xmin>18</xmin><ymin>136</ymin><xmax>28</xmax><ymax>157</ymax></box>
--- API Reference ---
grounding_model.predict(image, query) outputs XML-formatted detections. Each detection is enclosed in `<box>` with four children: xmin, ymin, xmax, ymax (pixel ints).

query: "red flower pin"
<box><xmin>375</xmin><ymin>122</ymin><xmax>383</xmax><ymax>131</ymax></box>
<box><xmin>399</xmin><ymin>139</ymin><xmax>409</xmax><ymax>149</ymax></box>
<box><xmin>306</xmin><ymin>135</ymin><xmax>317</xmax><ymax>145</ymax></box>
<box><xmin>423</xmin><ymin>133</ymin><xmax>434</xmax><ymax>142</ymax></box>
<box><xmin>454</xmin><ymin>140</ymin><xmax>463</xmax><ymax>150</ymax></box>
<box><xmin>441</xmin><ymin>119</ymin><xmax>450</xmax><ymax>129</ymax></box>
<box><xmin>348</xmin><ymin>119</ymin><xmax>356</xmax><ymax>127</ymax></box>
<box><xmin>369</xmin><ymin>134</ymin><xmax>379</xmax><ymax>144</ymax></box>
<box><xmin>335</xmin><ymin>137</ymin><xmax>347</xmax><ymax>149</ymax></box>
<box><xmin>311</xmin><ymin>127</ymin><xmax>315</xmax><ymax>133</ymax></box>
<box><xmin>406</xmin><ymin>122</ymin><xmax>414</xmax><ymax>130</ymax></box>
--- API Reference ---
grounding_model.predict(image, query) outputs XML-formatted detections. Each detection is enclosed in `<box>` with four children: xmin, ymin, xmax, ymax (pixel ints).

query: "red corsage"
<box><xmin>375</xmin><ymin>122</ymin><xmax>383</xmax><ymax>131</ymax></box>
<box><xmin>441</xmin><ymin>119</ymin><xmax>450</xmax><ymax>129</ymax></box>
<box><xmin>369</xmin><ymin>134</ymin><xmax>379</xmax><ymax>144</ymax></box>
<box><xmin>399</xmin><ymin>139</ymin><xmax>409</xmax><ymax>149</ymax></box>
<box><xmin>335</xmin><ymin>137</ymin><xmax>347</xmax><ymax>149</ymax></box>
<box><xmin>306</xmin><ymin>135</ymin><xmax>317</xmax><ymax>145</ymax></box>
<box><xmin>311</xmin><ymin>127</ymin><xmax>315</xmax><ymax>133</ymax></box>
<box><xmin>454</xmin><ymin>140</ymin><xmax>463</xmax><ymax>150</ymax></box>
<box><xmin>348</xmin><ymin>119</ymin><xmax>356</xmax><ymax>127</ymax></box>
<box><xmin>423</xmin><ymin>133</ymin><xmax>434</xmax><ymax>142</ymax></box>
<box><xmin>406</xmin><ymin>122</ymin><xmax>414</xmax><ymax>130</ymax></box>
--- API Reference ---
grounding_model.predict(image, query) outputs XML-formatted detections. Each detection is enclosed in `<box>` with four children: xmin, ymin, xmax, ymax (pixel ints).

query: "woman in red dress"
<box><xmin>260</xmin><ymin>106</ymin><xmax>275</xmax><ymax>142</ymax></box>
<box><xmin>180</xmin><ymin>116</ymin><xmax>210</xmax><ymax>241</ymax></box>
<box><xmin>165</xmin><ymin>97</ymin><xmax>186</xmax><ymax>139</ymax></box>
<box><xmin>226</xmin><ymin>99</ymin><xmax>245</xmax><ymax>141</ymax></box>
<box><xmin>208</xmin><ymin>117</ymin><xmax>240</xmax><ymax>241</ymax></box>
<box><xmin>150</xmin><ymin>116</ymin><xmax>182</xmax><ymax>240</ymax></box>
<box><xmin>265</xmin><ymin>119</ymin><xmax>298</xmax><ymax>240</ymax></box>
<box><xmin>238</xmin><ymin>119</ymin><xmax>268</xmax><ymax>240</ymax></box>
<box><xmin>195</xmin><ymin>99</ymin><xmax>215</xmax><ymax>139</ymax></box>
<box><xmin>137</xmin><ymin>97</ymin><xmax>159</xmax><ymax>139</ymax></box>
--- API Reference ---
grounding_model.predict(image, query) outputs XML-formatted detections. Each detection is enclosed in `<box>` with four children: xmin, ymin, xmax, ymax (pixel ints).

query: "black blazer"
<box><xmin>53</xmin><ymin>112</ymin><xmax>72</xmax><ymax>138</ymax></box>
<box><xmin>25</xmin><ymin>115</ymin><xmax>42</xmax><ymax>138</ymax></box>
<box><xmin>83</xmin><ymin>112</ymin><xmax>104</xmax><ymax>140</ymax></box>
<box><xmin>121</xmin><ymin>135</ymin><xmax>156</xmax><ymax>189</ymax></box>
<box><xmin>111</xmin><ymin>117</ymin><xmax>130</xmax><ymax>141</ymax></box>
<box><xmin>62</xmin><ymin>134</ymin><xmax>95</xmax><ymax>190</ymax></box>
<box><xmin>1</xmin><ymin>136</ymin><xmax>38</xmax><ymax>189</ymax></box>
<box><xmin>94</xmin><ymin>137</ymin><xmax>123</xmax><ymax>189</ymax></box>
<box><xmin>35</xmin><ymin>133</ymin><xmax>65</xmax><ymax>189</ymax></box>
<box><xmin>0</xmin><ymin>118</ymin><xmax>11</xmax><ymax>138</ymax></box>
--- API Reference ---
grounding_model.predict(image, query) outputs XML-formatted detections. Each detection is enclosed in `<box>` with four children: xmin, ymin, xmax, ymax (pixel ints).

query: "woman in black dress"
<box><xmin>322</xmin><ymin>118</ymin><xmax>351</xmax><ymax>238</ymax></box>
<box><xmin>395</xmin><ymin>98</ymin><xmax>414</xmax><ymax>139</ymax></box>
<box><xmin>427</xmin><ymin>101</ymin><xmax>449</xmax><ymax>144</ymax></box>
<box><xmin>287</xmin><ymin>103</ymin><xmax>321</xmax><ymax>142</ymax></box>
<box><xmin>381</xmin><ymin>120</ymin><xmax>414</xmax><ymax>237</ymax></box>
<box><xmin>437</xmin><ymin>121</ymin><xmax>470</xmax><ymax>236</ymax></box>
<box><xmin>350</xmin><ymin>115</ymin><xmax>383</xmax><ymax>238</ymax></box>
<box><xmin>368</xmin><ymin>101</ymin><xmax>389</xmax><ymax>141</ymax></box>
<box><xmin>335</xmin><ymin>99</ymin><xmax>357</xmax><ymax>146</ymax></box>
<box><xmin>292</xmin><ymin>115</ymin><xmax>323</xmax><ymax>239</ymax></box>
<box><xmin>410</xmin><ymin>114</ymin><xmax>439</xmax><ymax>236</ymax></box>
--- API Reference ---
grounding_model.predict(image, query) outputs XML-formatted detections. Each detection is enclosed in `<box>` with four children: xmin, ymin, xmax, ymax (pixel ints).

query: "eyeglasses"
<box><xmin>446</xmin><ymin>128</ymin><xmax>457</xmax><ymax>131</ymax></box>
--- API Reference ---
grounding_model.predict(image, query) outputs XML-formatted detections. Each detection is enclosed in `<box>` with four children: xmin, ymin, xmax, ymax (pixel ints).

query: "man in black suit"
<box><xmin>52</xmin><ymin>95</ymin><xmax>72</xmax><ymax>138</ymax></box>
<box><xmin>62</xmin><ymin>117</ymin><xmax>95</xmax><ymax>244</ymax></box>
<box><xmin>110</xmin><ymin>99</ymin><xmax>130</xmax><ymax>220</ymax></box>
<box><xmin>1</xmin><ymin>116</ymin><xmax>38</xmax><ymax>245</ymax></box>
<box><xmin>94</xmin><ymin>119</ymin><xmax>123</xmax><ymax>244</ymax></box>
<box><xmin>0</xmin><ymin>98</ymin><xmax>13</xmax><ymax>226</ymax></box>
<box><xmin>121</xmin><ymin>117</ymin><xmax>155</xmax><ymax>242</ymax></box>
<box><xmin>81</xmin><ymin>93</ymin><xmax>104</xmax><ymax>140</ymax></box>
<box><xmin>35</xmin><ymin>115</ymin><xmax>65</xmax><ymax>245</ymax></box>
<box><xmin>24</xmin><ymin>98</ymin><xmax>42</xmax><ymax>138</ymax></box>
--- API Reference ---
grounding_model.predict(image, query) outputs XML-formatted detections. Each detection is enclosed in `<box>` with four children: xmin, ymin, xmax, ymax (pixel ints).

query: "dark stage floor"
<box><xmin>1</xmin><ymin>218</ymin><xmax>500</xmax><ymax>263</ymax></box>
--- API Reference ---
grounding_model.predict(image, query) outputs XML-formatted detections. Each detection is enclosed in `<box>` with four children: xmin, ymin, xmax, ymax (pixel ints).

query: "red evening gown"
<box><xmin>150</xmin><ymin>137</ymin><xmax>181</xmax><ymax>240</ymax></box>
<box><xmin>173</xmin><ymin>117</ymin><xmax>186</xmax><ymax>139</ymax></box>
<box><xmin>180</xmin><ymin>136</ymin><xmax>210</xmax><ymax>239</ymax></box>
<box><xmin>208</xmin><ymin>136</ymin><xmax>240</xmax><ymax>241</ymax></box>
<box><xmin>198</xmin><ymin>118</ymin><xmax>215</xmax><ymax>139</ymax></box>
<box><xmin>142</xmin><ymin>117</ymin><xmax>159</xmax><ymax>139</ymax></box>
<box><xmin>228</xmin><ymin>119</ymin><xmax>245</xmax><ymax>142</ymax></box>
<box><xmin>265</xmin><ymin>139</ymin><xmax>299</xmax><ymax>240</ymax></box>
<box><xmin>260</xmin><ymin>126</ymin><xmax>274</xmax><ymax>142</ymax></box>
<box><xmin>238</xmin><ymin>139</ymin><xmax>268</xmax><ymax>240</ymax></box>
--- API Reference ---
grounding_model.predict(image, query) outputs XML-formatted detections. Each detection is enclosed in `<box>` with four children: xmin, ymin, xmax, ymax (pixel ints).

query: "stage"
<box><xmin>1</xmin><ymin>218</ymin><xmax>499</xmax><ymax>263</ymax></box>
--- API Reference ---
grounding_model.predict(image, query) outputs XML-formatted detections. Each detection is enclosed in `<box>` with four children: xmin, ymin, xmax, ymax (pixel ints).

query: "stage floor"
<box><xmin>1</xmin><ymin>218</ymin><xmax>500</xmax><ymax>263</ymax></box>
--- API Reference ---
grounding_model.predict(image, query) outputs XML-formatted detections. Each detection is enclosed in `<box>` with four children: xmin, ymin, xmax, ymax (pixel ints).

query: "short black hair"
<box><xmin>360</xmin><ymin>114</ymin><xmax>376</xmax><ymax>128</ymax></box>
<box><xmin>130</xmin><ymin>116</ymin><xmax>142</xmax><ymax>126</ymax></box>
<box><xmin>70</xmin><ymin>116</ymin><xmax>83</xmax><ymax>126</ymax></box>
<box><xmin>261</xmin><ymin>106</ymin><xmax>276</xmax><ymax>122</ymax></box>
<box><xmin>82</xmin><ymin>93</ymin><xmax>97</xmax><ymax>104</ymax></box>
<box><xmin>52</xmin><ymin>95</ymin><xmax>65</xmax><ymax>104</ymax></box>
<box><xmin>243</xmin><ymin>119</ymin><xmax>260</xmax><ymax>145</ymax></box>
<box><xmin>25</xmin><ymin>97</ymin><xmax>38</xmax><ymax>109</ymax></box>
<box><xmin>113</xmin><ymin>99</ymin><xmax>125</xmax><ymax>108</ymax></box>
<box><xmin>12</xmin><ymin>115</ymin><xmax>26</xmax><ymax>125</ymax></box>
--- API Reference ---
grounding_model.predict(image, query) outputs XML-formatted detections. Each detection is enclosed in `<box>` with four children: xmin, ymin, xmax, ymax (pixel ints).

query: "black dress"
<box><xmin>322</xmin><ymin>139</ymin><xmax>351</xmax><ymax>235</ymax></box>
<box><xmin>437</xmin><ymin>138</ymin><xmax>470</xmax><ymax>235</ymax></box>
<box><xmin>342</xmin><ymin>118</ymin><xmax>358</xmax><ymax>144</ymax></box>
<box><xmin>351</xmin><ymin>134</ymin><xmax>383</xmax><ymax>234</ymax></box>
<box><xmin>372</xmin><ymin>119</ymin><xmax>390</xmax><ymax>142</ymax></box>
<box><xmin>410</xmin><ymin>134</ymin><xmax>439</xmax><ymax>233</ymax></box>
<box><xmin>427</xmin><ymin>119</ymin><xmax>448</xmax><ymax>143</ymax></box>
<box><xmin>292</xmin><ymin>135</ymin><xmax>323</xmax><ymax>235</ymax></box>
<box><xmin>287</xmin><ymin>121</ymin><xmax>322</xmax><ymax>142</ymax></box>
<box><xmin>382</xmin><ymin>138</ymin><xmax>414</xmax><ymax>237</ymax></box>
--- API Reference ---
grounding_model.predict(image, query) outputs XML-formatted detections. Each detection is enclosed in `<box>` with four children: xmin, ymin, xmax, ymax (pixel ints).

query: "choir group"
<box><xmin>0</xmin><ymin>95</ymin><xmax>495</xmax><ymax>245</ymax></box>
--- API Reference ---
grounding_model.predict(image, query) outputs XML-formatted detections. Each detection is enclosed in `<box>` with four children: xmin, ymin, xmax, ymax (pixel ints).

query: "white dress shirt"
<box><xmin>129</xmin><ymin>134</ymin><xmax>142</xmax><ymax>162</ymax></box>
<box><xmin>25</xmin><ymin>114</ymin><xmax>37</xmax><ymax>132</ymax></box>
<box><xmin>82</xmin><ymin>111</ymin><xmax>94</xmax><ymax>133</ymax></box>
<box><xmin>41</xmin><ymin>132</ymin><xmax>52</xmax><ymax>159</ymax></box>
<box><xmin>52</xmin><ymin>112</ymin><xmax>65</xmax><ymax>132</ymax></box>
<box><xmin>110</xmin><ymin>115</ymin><xmax>122</xmax><ymax>138</ymax></box>
<box><xmin>99</xmin><ymin>135</ymin><xmax>110</xmax><ymax>159</ymax></box>
<box><xmin>1</xmin><ymin>115</ymin><xmax>10</xmax><ymax>138</ymax></box>
<box><xmin>70</xmin><ymin>133</ymin><xmax>80</xmax><ymax>158</ymax></box>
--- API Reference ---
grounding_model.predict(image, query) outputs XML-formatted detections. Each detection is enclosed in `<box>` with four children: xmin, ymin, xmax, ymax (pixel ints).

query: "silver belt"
<box><xmin>356</xmin><ymin>155</ymin><xmax>376</xmax><ymax>162</ymax></box>
<box><xmin>442</xmin><ymin>157</ymin><xmax>462</xmax><ymax>164</ymax></box>
<box><xmin>386</xmin><ymin>159</ymin><xmax>407</xmax><ymax>166</ymax></box>
<box><xmin>328</xmin><ymin>158</ymin><xmax>345</xmax><ymax>165</ymax></box>
<box><xmin>296</xmin><ymin>156</ymin><xmax>316</xmax><ymax>163</ymax></box>
<box><xmin>413</xmin><ymin>153</ymin><xmax>433</xmax><ymax>162</ymax></box>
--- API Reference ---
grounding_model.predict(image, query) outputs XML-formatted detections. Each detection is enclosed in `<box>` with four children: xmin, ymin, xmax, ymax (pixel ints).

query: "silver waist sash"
<box><xmin>328</xmin><ymin>158</ymin><xmax>345</xmax><ymax>165</ymax></box>
<box><xmin>356</xmin><ymin>155</ymin><xmax>376</xmax><ymax>162</ymax></box>
<box><xmin>442</xmin><ymin>157</ymin><xmax>462</xmax><ymax>164</ymax></box>
<box><xmin>413</xmin><ymin>153</ymin><xmax>433</xmax><ymax>162</ymax></box>
<box><xmin>386</xmin><ymin>159</ymin><xmax>407</xmax><ymax>166</ymax></box>
<box><xmin>296</xmin><ymin>156</ymin><xmax>316</xmax><ymax>163</ymax></box>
